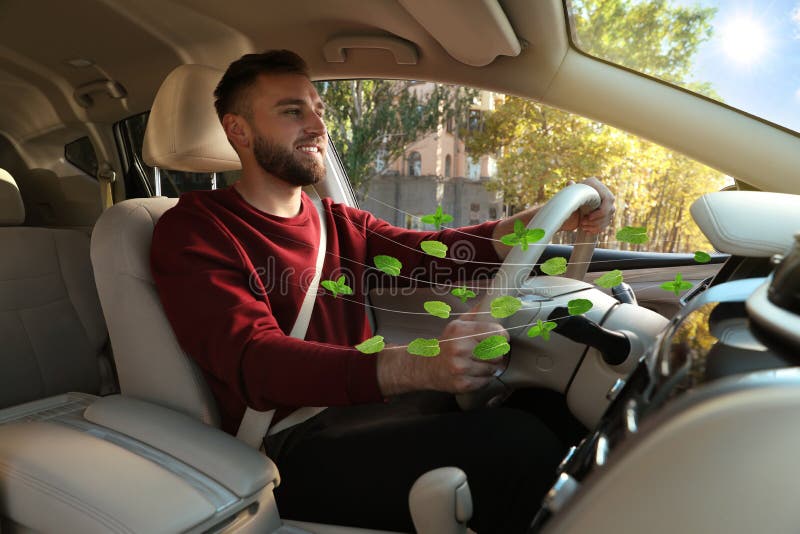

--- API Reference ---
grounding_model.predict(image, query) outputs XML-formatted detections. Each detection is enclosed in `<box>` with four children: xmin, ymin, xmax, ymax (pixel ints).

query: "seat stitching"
<box><xmin>0</xmin><ymin>460</ymin><xmax>133</xmax><ymax>534</ymax></box>
<box><xmin>49</xmin><ymin>230</ymin><xmax>95</xmax><ymax>345</ymax></box>
<box><xmin>0</xmin><ymin>272</ymin><xmax>58</xmax><ymax>283</ymax></box>
<box><xmin>14</xmin><ymin>308</ymin><xmax>46</xmax><ymax>398</ymax></box>
<box><xmin>3</xmin><ymin>295</ymin><xmax>69</xmax><ymax>313</ymax></box>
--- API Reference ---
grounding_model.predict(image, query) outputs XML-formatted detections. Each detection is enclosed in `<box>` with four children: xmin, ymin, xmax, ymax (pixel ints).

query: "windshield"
<box><xmin>567</xmin><ymin>0</ymin><xmax>800</xmax><ymax>134</ymax></box>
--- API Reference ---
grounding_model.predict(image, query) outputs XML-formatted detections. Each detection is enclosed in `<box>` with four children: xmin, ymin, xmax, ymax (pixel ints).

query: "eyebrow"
<box><xmin>274</xmin><ymin>98</ymin><xmax>325</xmax><ymax>112</ymax></box>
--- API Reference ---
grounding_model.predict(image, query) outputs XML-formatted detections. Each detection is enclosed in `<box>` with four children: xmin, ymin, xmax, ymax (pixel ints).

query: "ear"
<box><xmin>221</xmin><ymin>113</ymin><xmax>251</xmax><ymax>150</ymax></box>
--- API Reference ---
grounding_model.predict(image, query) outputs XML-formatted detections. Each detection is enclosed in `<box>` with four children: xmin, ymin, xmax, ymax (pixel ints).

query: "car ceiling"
<box><xmin>1</xmin><ymin>0</ymin><xmax>799</xmax><ymax>194</ymax></box>
<box><xmin>0</xmin><ymin>0</ymin><xmax>564</xmax><ymax>139</ymax></box>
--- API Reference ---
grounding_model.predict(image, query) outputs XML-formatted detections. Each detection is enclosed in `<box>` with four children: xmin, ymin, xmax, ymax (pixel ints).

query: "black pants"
<box><xmin>265</xmin><ymin>392</ymin><xmax>566</xmax><ymax>534</ymax></box>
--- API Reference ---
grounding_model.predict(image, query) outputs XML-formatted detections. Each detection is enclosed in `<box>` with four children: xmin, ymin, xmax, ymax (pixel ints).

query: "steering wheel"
<box><xmin>457</xmin><ymin>183</ymin><xmax>602</xmax><ymax>409</ymax></box>
<box><xmin>480</xmin><ymin>183</ymin><xmax>601</xmax><ymax>308</ymax></box>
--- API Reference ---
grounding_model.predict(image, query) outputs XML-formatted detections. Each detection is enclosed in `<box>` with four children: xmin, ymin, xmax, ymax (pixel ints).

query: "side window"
<box><xmin>64</xmin><ymin>137</ymin><xmax>99</xmax><ymax>177</ymax></box>
<box><xmin>318</xmin><ymin>79</ymin><xmax>725</xmax><ymax>254</ymax></box>
<box><xmin>115</xmin><ymin>112</ymin><xmax>240</xmax><ymax>198</ymax></box>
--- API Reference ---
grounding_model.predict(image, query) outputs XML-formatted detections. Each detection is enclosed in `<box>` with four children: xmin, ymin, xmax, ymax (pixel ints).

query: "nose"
<box><xmin>305</xmin><ymin>112</ymin><xmax>327</xmax><ymax>139</ymax></box>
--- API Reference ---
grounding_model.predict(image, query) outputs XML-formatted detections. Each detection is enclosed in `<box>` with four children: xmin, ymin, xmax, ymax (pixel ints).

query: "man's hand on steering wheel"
<box><xmin>560</xmin><ymin>177</ymin><xmax>616</xmax><ymax>234</ymax></box>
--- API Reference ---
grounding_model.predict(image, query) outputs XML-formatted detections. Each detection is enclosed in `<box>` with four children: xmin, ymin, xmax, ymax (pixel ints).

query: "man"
<box><xmin>151</xmin><ymin>50</ymin><xmax>614</xmax><ymax>534</ymax></box>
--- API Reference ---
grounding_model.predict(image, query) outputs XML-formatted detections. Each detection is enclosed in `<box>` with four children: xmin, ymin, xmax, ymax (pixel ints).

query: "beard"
<box><xmin>252</xmin><ymin>133</ymin><xmax>326</xmax><ymax>187</ymax></box>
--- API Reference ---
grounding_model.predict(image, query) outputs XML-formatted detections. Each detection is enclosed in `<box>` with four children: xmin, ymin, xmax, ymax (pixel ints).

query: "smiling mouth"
<box><xmin>296</xmin><ymin>145</ymin><xmax>321</xmax><ymax>156</ymax></box>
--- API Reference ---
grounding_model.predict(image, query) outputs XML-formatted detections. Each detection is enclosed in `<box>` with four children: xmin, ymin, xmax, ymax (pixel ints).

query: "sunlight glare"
<box><xmin>720</xmin><ymin>15</ymin><xmax>769</xmax><ymax>65</ymax></box>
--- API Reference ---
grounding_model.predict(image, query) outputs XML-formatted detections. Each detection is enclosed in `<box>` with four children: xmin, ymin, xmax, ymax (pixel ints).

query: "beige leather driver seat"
<box><xmin>0</xmin><ymin>168</ymin><xmax>110</xmax><ymax>423</ymax></box>
<box><xmin>89</xmin><ymin>65</ymin><xmax>240</xmax><ymax>426</ymax></box>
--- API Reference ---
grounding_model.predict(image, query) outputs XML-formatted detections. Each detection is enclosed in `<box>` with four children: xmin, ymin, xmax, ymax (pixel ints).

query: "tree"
<box><xmin>466</xmin><ymin>0</ymin><xmax>725</xmax><ymax>252</ymax></box>
<box><xmin>316</xmin><ymin>80</ymin><xmax>474</xmax><ymax>199</ymax></box>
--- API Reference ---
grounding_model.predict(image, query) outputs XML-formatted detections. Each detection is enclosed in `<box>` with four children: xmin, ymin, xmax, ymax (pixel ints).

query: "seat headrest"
<box><xmin>0</xmin><ymin>168</ymin><xmax>25</xmax><ymax>226</ymax></box>
<box><xmin>143</xmin><ymin>64</ymin><xmax>242</xmax><ymax>173</ymax></box>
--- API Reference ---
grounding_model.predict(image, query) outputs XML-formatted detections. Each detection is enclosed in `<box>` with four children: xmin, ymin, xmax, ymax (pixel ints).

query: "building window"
<box><xmin>469</xmin><ymin>203</ymin><xmax>480</xmax><ymax>225</ymax></box>
<box><xmin>408</xmin><ymin>151</ymin><xmax>422</xmax><ymax>176</ymax></box>
<box><xmin>468</xmin><ymin>110</ymin><xmax>483</xmax><ymax>131</ymax></box>
<box><xmin>376</xmin><ymin>146</ymin><xmax>387</xmax><ymax>173</ymax></box>
<box><xmin>467</xmin><ymin>156</ymin><xmax>480</xmax><ymax>179</ymax></box>
<box><xmin>444</xmin><ymin>155</ymin><xmax>452</xmax><ymax>177</ymax></box>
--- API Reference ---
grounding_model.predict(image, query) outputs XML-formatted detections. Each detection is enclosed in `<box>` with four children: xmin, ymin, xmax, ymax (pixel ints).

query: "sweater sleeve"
<box><xmin>150</xmin><ymin>205</ymin><xmax>383</xmax><ymax>413</ymax></box>
<box><xmin>354</xmin><ymin>208</ymin><xmax>503</xmax><ymax>284</ymax></box>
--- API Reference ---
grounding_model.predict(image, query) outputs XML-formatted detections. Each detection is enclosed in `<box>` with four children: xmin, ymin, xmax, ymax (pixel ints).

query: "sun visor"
<box><xmin>399</xmin><ymin>0</ymin><xmax>521</xmax><ymax>66</ymax></box>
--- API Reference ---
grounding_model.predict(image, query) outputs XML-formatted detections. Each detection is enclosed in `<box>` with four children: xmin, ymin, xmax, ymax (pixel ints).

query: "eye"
<box><xmin>284</xmin><ymin>108</ymin><xmax>301</xmax><ymax>116</ymax></box>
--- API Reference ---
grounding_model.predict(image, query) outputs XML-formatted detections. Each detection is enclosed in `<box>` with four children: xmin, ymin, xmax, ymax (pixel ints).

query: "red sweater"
<box><xmin>151</xmin><ymin>187</ymin><xmax>501</xmax><ymax>434</ymax></box>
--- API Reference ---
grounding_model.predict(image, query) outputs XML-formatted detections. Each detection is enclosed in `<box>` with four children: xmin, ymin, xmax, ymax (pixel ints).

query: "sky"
<box><xmin>678</xmin><ymin>0</ymin><xmax>800</xmax><ymax>133</ymax></box>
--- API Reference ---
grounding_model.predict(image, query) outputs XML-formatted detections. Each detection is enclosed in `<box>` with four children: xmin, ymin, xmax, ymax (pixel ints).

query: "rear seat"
<box><xmin>0</xmin><ymin>168</ymin><xmax>114</xmax><ymax>422</ymax></box>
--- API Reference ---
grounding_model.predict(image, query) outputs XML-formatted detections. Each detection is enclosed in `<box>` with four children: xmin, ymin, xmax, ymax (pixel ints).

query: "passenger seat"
<box><xmin>0</xmin><ymin>168</ymin><xmax>114</xmax><ymax>423</ymax></box>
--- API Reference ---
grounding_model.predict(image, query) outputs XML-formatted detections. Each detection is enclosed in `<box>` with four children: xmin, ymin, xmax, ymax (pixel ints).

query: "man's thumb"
<box><xmin>460</xmin><ymin>299</ymin><xmax>484</xmax><ymax>322</ymax></box>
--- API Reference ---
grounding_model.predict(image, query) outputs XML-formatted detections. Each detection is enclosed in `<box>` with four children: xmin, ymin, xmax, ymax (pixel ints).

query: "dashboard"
<box><xmin>532</xmin><ymin>237</ymin><xmax>800</xmax><ymax>532</ymax></box>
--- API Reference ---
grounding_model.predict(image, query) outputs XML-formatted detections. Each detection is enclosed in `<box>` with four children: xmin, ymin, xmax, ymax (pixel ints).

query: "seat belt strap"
<box><xmin>236</xmin><ymin>187</ymin><xmax>328</xmax><ymax>448</ymax></box>
<box><xmin>97</xmin><ymin>163</ymin><xmax>116</xmax><ymax>211</ymax></box>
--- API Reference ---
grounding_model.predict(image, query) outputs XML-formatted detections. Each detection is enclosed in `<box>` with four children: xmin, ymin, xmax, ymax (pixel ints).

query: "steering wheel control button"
<box><xmin>557</xmin><ymin>446</ymin><xmax>577</xmax><ymax>473</ymax></box>
<box><xmin>595</xmin><ymin>434</ymin><xmax>610</xmax><ymax>467</ymax></box>
<box><xmin>606</xmin><ymin>378</ymin><xmax>626</xmax><ymax>401</ymax></box>
<box><xmin>543</xmin><ymin>473</ymin><xmax>580</xmax><ymax>514</ymax></box>
<box><xmin>625</xmin><ymin>399</ymin><xmax>639</xmax><ymax>434</ymax></box>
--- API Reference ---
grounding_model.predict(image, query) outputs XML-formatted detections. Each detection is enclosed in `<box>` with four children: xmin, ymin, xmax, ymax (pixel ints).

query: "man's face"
<box><xmin>246</xmin><ymin>73</ymin><xmax>327</xmax><ymax>186</ymax></box>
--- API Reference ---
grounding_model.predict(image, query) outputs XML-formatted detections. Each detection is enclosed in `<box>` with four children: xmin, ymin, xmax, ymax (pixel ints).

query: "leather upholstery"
<box><xmin>0</xmin><ymin>172</ymin><xmax>107</xmax><ymax>409</ymax></box>
<box><xmin>0</xmin><ymin>421</ymin><xmax>218</xmax><ymax>533</ymax></box>
<box><xmin>0</xmin><ymin>168</ymin><xmax>25</xmax><ymax>225</ymax></box>
<box><xmin>84</xmin><ymin>395</ymin><xmax>279</xmax><ymax>496</ymax></box>
<box><xmin>94</xmin><ymin>64</ymin><xmax>246</xmax><ymax>425</ymax></box>
<box><xmin>142</xmin><ymin>64</ymin><xmax>241</xmax><ymax>172</ymax></box>
<box><xmin>90</xmin><ymin>197</ymin><xmax>221</xmax><ymax>425</ymax></box>
<box><xmin>690</xmin><ymin>191</ymin><xmax>800</xmax><ymax>257</ymax></box>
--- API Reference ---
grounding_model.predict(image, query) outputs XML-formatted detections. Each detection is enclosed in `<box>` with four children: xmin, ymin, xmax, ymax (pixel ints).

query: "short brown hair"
<box><xmin>213</xmin><ymin>50</ymin><xmax>309</xmax><ymax>120</ymax></box>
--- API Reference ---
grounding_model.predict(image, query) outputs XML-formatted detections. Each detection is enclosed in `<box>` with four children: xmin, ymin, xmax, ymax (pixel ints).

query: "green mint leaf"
<box><xmin>513</xmin><ymin>219</ymin><xmax>526</xmax><ymax>237</ymax></box>
<box><xmin>355</xmin><ymin>335</ymin><xmax>385</xmax><ymax>354</ymax></box>
<box><xmin>420</xmin><ymin>240</ymin><xmax>448</xmax><ymax>258</ymax></box>
<box><xmin>694</xmin><ymin>251</ymin><xmax>712</xmax><ymax>264</ymax></box>
<box><xmin>338</xmin><ymin>283</ymin><xmax>353</xmax><ymax>296</ymax></box>
<box><xmin>567</xmin><ymin>298</ymin><xmax>593</xmax><ymax>316</ymax></box>
<box><xmin>473</xmin><ymin>335</ymin><xmax>511</xmax><ymax>360</ymax></box>
<box><xmin>500</xmin><ymin>233</ymin><xmax>521</xmax><ymax>247</ymax></box>
<box><xmin>527</xmin><ymin>319</ymin><xmax>557</xmax><ymax>341</ymax></box>
<box><xmin>424</xmin><ymin>300</ymin><xmax>452</xmax><ymax>319</ymax></box>
<box><xmin>373</xmin><ymin>255</ymin><xmax>402</xmax><ymax>276</ymax></box>
<box><xmin>595</xmin><ymin>269</ymin><xmax>624</xmax><ymax>288</ymax></box>
<box><xmin>321</xmin><ymin>279</ymin><xmax>341</xmax><ymax>297</ymax></box>
<box><xmin>616</xmin><ymin>226</ymin><xmax>649</xmax><ymax>245</ymax></box>
<box><xmin>660</xmin><ymin>274</ymin><xmax>694</xmax><ymax>296</ymax></box>
<box><xmin>541</xmin><ymin>257</ymin><xmax>568</xmax><ymax>276</ymax></box>
<box><xmin>525</xmin><ymin>228</ymin><xmax>545</xmax><ymax>243</ymax></box>
<box><xmin>490</xmin><ymin>296</ymin><xmax>522</xmax><ymax>319</ymax></box>
<box><xmin>336</xmin><ymin>275</ymin><xmax>346</xmax><ymax>284</ymax></box>
<box><xmin>420</xmin><ymin>205</ymin><xmax>453</xmax><ymax>230</ymax></box>
<box><xmin>451</xmin><ymin>286</ymin><xmax>477</xmax><ymax>304</ymax></box>
<box><xmin>407</xmin><ymin>338</ymin><xmax>441</xmax><ymax>357</ymax></box>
